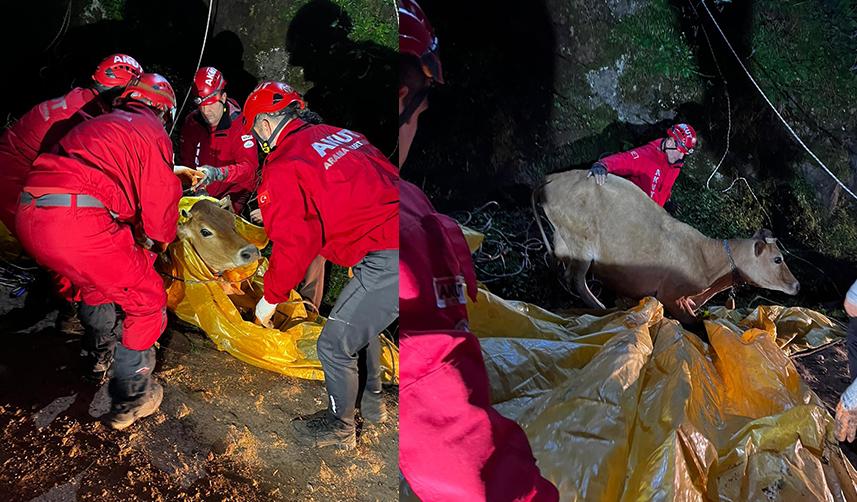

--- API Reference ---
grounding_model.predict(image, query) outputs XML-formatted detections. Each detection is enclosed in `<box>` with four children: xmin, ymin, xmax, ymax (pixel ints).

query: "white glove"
<box><xmin>250</xmin><ymin>208</ymin><xmax>263</xmax><ymax>225</ymax></box>
<box><xmin>836</xmin><ymin>379</ymin><xmax>857</xmax><ymax>442</ymax></box>
<box><xmin>254</xmin><ymin>296</ymin><xmax>277</xmax><ymax>328</ymax></box>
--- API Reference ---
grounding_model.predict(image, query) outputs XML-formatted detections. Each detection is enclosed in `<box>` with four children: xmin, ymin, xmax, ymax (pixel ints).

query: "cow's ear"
<box><xmin>754</xmin><ymin>238</ymin><xmax>766</xmax><ymax>257</ymax></box>
<box><xmin>218</xmin><ymin>195</ymin><xmax>233</xmax><ymax>213</ymax></box>
<box><xmin>752</xmin><ymin>228</ymin><xmax>774</xmax><ymax>241</ymax></box>
<box><xmin>180</xmin><ymin>208</ymin><xmax>192</xmax><ymax>220</ymax></box>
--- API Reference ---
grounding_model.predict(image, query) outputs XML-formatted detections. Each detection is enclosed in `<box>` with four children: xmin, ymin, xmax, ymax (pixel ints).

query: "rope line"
<box><xmin>170</xmin><ymin>0</ymin><xmax>215</xmax><ymax>136</ymax></box>
<box><xmin>698</xmin><ymin>0</ymin><xmax>857</xmax><ymax>201</ymax></box>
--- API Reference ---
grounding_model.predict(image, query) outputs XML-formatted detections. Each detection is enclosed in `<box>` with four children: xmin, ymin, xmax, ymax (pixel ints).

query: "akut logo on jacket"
<box><xmin>650</xmin><ymin>168</ymin><xmax>661</xmax><ymax>197</ymax></box>
<box><xmin>311</xmin><ymin>129</ymin><xmax>366</xmax><ymax>169</ymax></box>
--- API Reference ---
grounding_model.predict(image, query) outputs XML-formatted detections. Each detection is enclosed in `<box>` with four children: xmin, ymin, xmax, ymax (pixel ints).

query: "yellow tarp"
<box><xmin>461</xmin><ymin>224</ymin><xmax>485</xmax><ymax>252</ymax></box>
<box><xmin>468</xmin><ymin>288</ymin><xmax>856</xmax><ymax>501</ymax></box>
<box><xmin>161</xmin><ymin>196</ymin><xmax>399</xmax><ymax>383</ymax></box>
<box><xmin>456</xmin><ymin>224</ymin><xmax>856</xmax><ymax>499</ymax></box>
<box><xmin>0</xmin><ymin>220</ymin><xmax>23</xmax><ymax>261</ymax></box>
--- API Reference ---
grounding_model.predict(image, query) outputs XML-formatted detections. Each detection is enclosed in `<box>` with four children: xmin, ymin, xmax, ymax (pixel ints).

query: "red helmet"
<box><xmin>242</xmin><ymin>81</ymin><xmax>305</xmax><ymax>133</ymax></box>
<box><xmin>92</xmin><ymin>53</ymin><xmax>144</xmax><ymax>88</ymax></box>
<box><xmin>118</xmin><ymin>73</ymin><xmax>177</xmax><ymax>121</ymax></box>
<box><xmin>193</xmin><ymin>66</ymin><xmax>227</xmax><ymax>106</ymax></box>
<box><xmin>398</xmin><ymin>0</ymin><xmax>443</xmax><ymax>84</ymax></box>
<box><xmin>667</xmin><ymin>123</ymin><xmax>698</xmax><ymax>154</ymax></box>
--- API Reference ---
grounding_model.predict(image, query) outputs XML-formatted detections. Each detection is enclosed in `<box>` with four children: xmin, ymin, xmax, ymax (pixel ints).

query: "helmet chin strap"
<box><xmin>660</xmin><ymin>138</ymin><xmax>685</xmax><ymax>166</ymax></box>
<box><xmin>398</xmin><ymin>86</ymin><xmax>431</xmax><ymax>127</ymax></box>
<box><xmin>253</xmin><ymin>116</ymin><xmax>292</xmax><ymax>154</ymax></box>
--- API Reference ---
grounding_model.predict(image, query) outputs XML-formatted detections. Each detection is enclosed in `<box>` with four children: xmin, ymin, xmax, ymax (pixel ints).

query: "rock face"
<box><xmin>10</xmin><ymin>0</ymin><xmax>397</xmax><ymax>155</ymax></box>
<box><xmin>7</xmin><ymin>0</ymin><xmax>857</xmax><ymax>270</ymax></box>
<box><xmin>406</xmin><ymin>0</ymin><xmax>856</xmax><ymax>271</ymax></box>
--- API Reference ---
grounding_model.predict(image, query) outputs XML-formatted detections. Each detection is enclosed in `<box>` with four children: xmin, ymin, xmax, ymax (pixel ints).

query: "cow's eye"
<box><xmin>200</xmin><ymin>228</ymin><xmax>213</xmax><ymax>237</ymax></box>
<box><xmin>774</xmin><ymin>256</ymin><xmax>783</xmax><ymax>264</ymax></box>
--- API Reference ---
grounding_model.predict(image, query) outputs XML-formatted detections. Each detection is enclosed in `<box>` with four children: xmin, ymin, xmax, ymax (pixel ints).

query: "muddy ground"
<box><xmin>0</xmin><ymin>292</ymin><xmax>398</xmax><ymax>501</ymax></box>
<box><xmin>793</xmin><ymin>341</ymin><xmax>857</xmax><ymax>468</ymax></box>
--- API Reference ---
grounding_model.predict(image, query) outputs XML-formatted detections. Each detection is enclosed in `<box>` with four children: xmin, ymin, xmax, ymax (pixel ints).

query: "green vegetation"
<box><xmin>751</xmin><ymin>0</ymin><xmax>857</xmax><ymax>124</ymax></box>
<box><xmin>323</xmin><ymin>264</ymin><xmax>351</xmax><ymax>308</ymax></box>
<box><xmin>332</xmin><ymin>0</ymin><xmax>397</xmax><ymax>49</ymax></box>
<box><xmin>612</xmin><ymin>0</ymin><xmax>698</xmax><ymax>81</ymax></box>
<box><xmin>784</xmin><ymin>176</ymin><xmax>857</xmax><ymax>262</ymax></box>
<box><xmin>670</xmin><ymin>171</ymin><xmax>769</xmax><ymax>239</ymax></box>
<box><xmin>102</xmin><ymin>0</ymin><xmax>125</xmax><ymax>20</ymax></box>
<box><xmin>277</xmin><ymin>0</ymin><xmax>396</xmax><ymax>49</ymax></box>
<box><xmin>610</xmin><ymin>0</ymin><xmax>702</xmax><ymax>111</ymax></box>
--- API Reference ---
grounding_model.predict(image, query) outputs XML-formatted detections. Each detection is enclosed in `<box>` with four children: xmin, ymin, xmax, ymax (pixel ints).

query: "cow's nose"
<box><xmin>793</xmin><ymin>281</ymin><xmax>800</xmax><ymax>294</ymax></box>
<box><xmin>237</xmin><ymin>245</ymin><xmax>260</xmax><ymax>265</ymax></box>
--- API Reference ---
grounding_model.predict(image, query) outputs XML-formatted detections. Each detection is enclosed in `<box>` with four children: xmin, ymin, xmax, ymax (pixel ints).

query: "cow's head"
<box><xmin>177</xmin><ymin>196</ymin><xmax>261</xmax><ymax>274</ymax></box>
<box><xmin>737</xmin><ymin>229</ymin><xmax>800</xmax><ymax>295</ymax></box>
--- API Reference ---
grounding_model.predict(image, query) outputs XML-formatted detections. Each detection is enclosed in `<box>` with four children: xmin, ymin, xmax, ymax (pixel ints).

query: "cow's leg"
<box><xmin>571</xmin><ymin>258</ymin><xmax>606</xmax><ymax>309</ymax></box>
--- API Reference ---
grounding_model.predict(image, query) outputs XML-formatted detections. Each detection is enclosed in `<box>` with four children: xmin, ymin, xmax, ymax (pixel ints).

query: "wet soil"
<box><xmin>0</xmin><ymin>297</ymin><xmax>397</xmax><ymax>501</ymax></box>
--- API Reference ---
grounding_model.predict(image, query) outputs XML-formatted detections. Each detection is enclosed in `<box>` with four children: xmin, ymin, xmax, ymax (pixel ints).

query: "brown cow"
<box><xmin>176</xmin><ymin>196</ymin><xmax>261</xmax><ymax>274</ymax></box>
<box><xmin>533</xmin><ymin>170</ymin><xmax>800</xmax><ymax>323</ymax></box>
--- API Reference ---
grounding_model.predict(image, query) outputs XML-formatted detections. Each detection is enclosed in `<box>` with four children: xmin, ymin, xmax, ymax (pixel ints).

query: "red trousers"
<box><xmin>16</xmin><ymin>203</ymin><xmax>167</xmax><ymax>350</ymax></box>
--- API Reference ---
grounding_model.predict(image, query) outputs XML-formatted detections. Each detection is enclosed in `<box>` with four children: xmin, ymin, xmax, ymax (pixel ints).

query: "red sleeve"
<box><xmin>178</xmin><ymin>115</ymin><xmax>198</xmax><ymax>167</ymax></box>
<box><xmin>140</xmin><ymin>133</ymin><xmax>182</xmax><ymax>243</ymax></box>
<box><xmin>599</xmin><ymin>148</ymin><xmax>641</xmax><ymax>178</ymax></box>
<box><xmin>223</xmin><ymin>126</ymin><xmax>259</xmax><ymax>190</ymax></box>
<box><xmin>259</xmin><ymin>163</ymin><xmax>323</xmax><ymax>303</ymax></box>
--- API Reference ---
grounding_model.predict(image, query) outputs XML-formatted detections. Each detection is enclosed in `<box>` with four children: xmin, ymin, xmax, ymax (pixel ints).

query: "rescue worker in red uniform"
<box><xmin>0</xmin><ymin>53</ymin><xmax>144</xmax><ymax>235</ymax></box>
<box><xmin>397</xmin><ymin>2</ymin><xmax>559</xmax><ymax>500</ymax></box>
<box><xmin>244</xmin><ymin>81</ymin><xmax>398</xmax><ymax>449</ymax></box>
<box><xmin>178</xmin><ymin>66</ymin><xmax>258</xmax><ymax>213</ymax></box>
<box><xmin>16</xmin><ymin>73</ymin><xmax>182</xmax><ymax>430</ymax></box>
<box><xmin>588</xmin><ymin>123</ymin><xmax>698</xmax><ymax>207</ymax></box>
<box><xmin>0</xmin><ymin>53</ymin><xmax>143</xmax><ymax>334</ymax></box>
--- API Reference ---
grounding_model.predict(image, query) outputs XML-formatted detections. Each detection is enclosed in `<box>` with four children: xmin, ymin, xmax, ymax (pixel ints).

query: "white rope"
<box><xmin>170</xmin><ymin>0</ymin><xmax>215</xmax><ymax>136</ymax></box>
<box><xmin>687</xmin><ymin>0</ymin><xmax>732</xmax><ymax>189</ymax></box>
<box><xmin>699</xmin><ymin>0</ymin><xmax>857</xmax><ymax>202</ymax></box>
<box><xmin>44</xmin><ymin>0</ymin><xmax>73</xmax><ymax>53</ymax></box>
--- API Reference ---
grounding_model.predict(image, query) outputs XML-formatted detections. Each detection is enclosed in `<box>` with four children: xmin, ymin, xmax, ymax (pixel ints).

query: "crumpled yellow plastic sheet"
<box><xmin>706</xmin><ymin>304</ymin><xmax>845</xmax><ymax>356</ymax></box>
<box><xmin>161</xmin><ymin>196</ymin><xmax>399</xmax><ymax>383</ymax></box>
<box><xmin>468</xmin><ymin>285</ymin><xmax>855</xmax><ymax>501</ymax></box>
<box><xmin>0</xmin><ymin>220</ymin><xmax>22</xmax><ymax>261</ymax></box>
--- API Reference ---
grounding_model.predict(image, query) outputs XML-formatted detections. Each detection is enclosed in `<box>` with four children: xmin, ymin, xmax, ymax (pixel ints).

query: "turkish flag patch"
<box><xmin>258</xmin><ymin>190</ymin><xmax>271</xmax><ymax>206</ymax></box>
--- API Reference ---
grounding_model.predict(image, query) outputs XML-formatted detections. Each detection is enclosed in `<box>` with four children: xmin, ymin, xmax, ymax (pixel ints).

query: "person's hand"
<box><xmin>588</xmin><ymin>163</ymin><xmax>607</xmax><ymax>185</ymax></box>
<box><xmin>676</xmin><ymin>296</ymin><xmax>697</xmax><ymax>317</ymax></box>
<box><xmin>250</xmin><ymin>208</ymin><xmax>263</xmax><ymax>225</ymax></box>
<box><xmin>836</xmin><ymin>379</ymin><xmax>857</xmax><ymax>442</ymax></box>
<box><xmin>254</xmin><ymin>296</ymin><xmax>277</xmax><ymax>328</ymax></box>
<box><xmin>173</xmin><ymin>165</ymin><xmax>205</xmax><ymax>187</ymax></box>
<box><xmin>194</xmin><ymin>165</ymin><xmax>228</xmax><ymax>191</ymax></box>
<box><xmin>836</xmin><ymin>400</ymin><xmax>857</xmax><ymax>442</ymax></box>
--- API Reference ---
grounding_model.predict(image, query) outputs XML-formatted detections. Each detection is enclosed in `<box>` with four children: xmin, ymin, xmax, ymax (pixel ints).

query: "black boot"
<box><xmin>359</xmin><ymin>389</ymin><xmax>387</xmax><ymax>424</ymax></box>
<box><xmin>78</xmin><ymin>303</ymin><xmax>121</xmax><ymax>383</ymax></box>
<box><xmin>102</xmin><ymin>345</ymin><xmax>161</xmax><ymax>430</ymax></box>
<box><xmin>291</xmin><ymin>409</ymin><xmax>356</xmax><ymax>450</ymax></box>
<box><xmin>56</xmin><ymin>301</ymin><xmax>84</xmax><ymax>336</ymax></box>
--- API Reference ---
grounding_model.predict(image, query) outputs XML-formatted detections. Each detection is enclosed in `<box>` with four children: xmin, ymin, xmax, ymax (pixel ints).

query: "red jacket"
<box><xmin>399</xmin><ymin>180</ymin><xmax>559</xmax><ymax>501</ymax></box>
<box><xmin>25</xmin><ymin>104</ymin><xmax>181</xmax><ymax>244</ymax></box>
<box><xmin>0</xmin><ymin>87</ymin><xmax>107</xmax><ymax>233</ymax></box>
<box><xmin>599</xmin><ymin>139</ymin><xmax>682</xmax><ymax>207</ymax></box>
<box><xmin>258</xmin><ymin>120</ymin><xmax>398</xmax><ymax>303</ymax></box>
<box><xmin>178</xmin><ymin>98</ymin><xmax>258</xmax><ymax>211</ymax></box>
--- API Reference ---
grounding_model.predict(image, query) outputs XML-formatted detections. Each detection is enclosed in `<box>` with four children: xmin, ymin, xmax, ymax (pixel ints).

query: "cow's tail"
<box><xmin>532</xmin><ymin>178</ymin><xmax>554</xmax><ymax>256</ymax></box>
